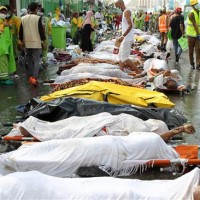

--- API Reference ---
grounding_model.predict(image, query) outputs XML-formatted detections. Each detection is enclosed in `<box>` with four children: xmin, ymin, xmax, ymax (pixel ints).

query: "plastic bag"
<box><xmin>178</xmin><ymin>37</ymin><xmax>188</xmax><ymax>51</ymax></box>
<box><xmin>167</xmin><ymin>29</ymin><xmax>172</xmax><ymax>40</ymax></box>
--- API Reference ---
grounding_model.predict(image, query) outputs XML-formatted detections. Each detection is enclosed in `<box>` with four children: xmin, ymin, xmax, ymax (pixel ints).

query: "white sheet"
<box><xmin>54</xmin><ymin>72</ymin><xmax>147</xmax><ymax>85</ymax></box>
<box><xmin>0</xmin><ymin>133</ymin><xmax>179</xmax><ymax>177</ymax></box>
<box><xmin>0</xmin><ymin>168</ymin><xmax>199</xmax><ymax>199</ymax></box>
<box><xmin>61</xmin><ymin>63</ymin><xmax>133</xmax><ymax>79</ymax></box>
<box><xmin>8</xmin><ymin>113</ymin><xmax>169</xmax><ymax>141</ymax></box>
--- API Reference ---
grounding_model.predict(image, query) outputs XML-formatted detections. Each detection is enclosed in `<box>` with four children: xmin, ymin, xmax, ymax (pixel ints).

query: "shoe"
<box><xmin>13</xmin><ymin>74</ymin><xmax>20</xmax><ymax>79</ymax></box>
<box><xmin>190</xmin><ymin>63</ymin><xmax>195</xmax><ymax>70</ymax></box>
<box><xmin>0</xmin><ymin>79</ymin><xmax>14</xmax><ymax>85</ymax></box>
<box><xmin>29</xmin><ymin>77</ymin><xmax>38</xmax><ymax>86</ymax></box>
<box><xmin>175</xmin><ymin>55</ymin><xmax>179</xmax><ymax>64</ymax></box>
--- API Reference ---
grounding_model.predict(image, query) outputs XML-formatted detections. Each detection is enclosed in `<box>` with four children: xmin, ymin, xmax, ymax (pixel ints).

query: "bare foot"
<box><xmin>19</xmin><ymin>126</ymin><xmax>32</xmax><ymax>137</ymax></box>
<box><xmin>183</xmin><ymin>124</ymin><xmax>195</xmax><ymax>134</ymax></box>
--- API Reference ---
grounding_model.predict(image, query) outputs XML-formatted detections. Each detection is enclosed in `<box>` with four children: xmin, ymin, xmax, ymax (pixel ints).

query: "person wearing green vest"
<box><xmin>0</xmin><ymin>6</ymin><xmax>15</xmax><ymax>85</ymax></box>
<box><xmin>186</xmin><ymin>0</ymin><xmax>200</xmax><ymax>70</ymax></box>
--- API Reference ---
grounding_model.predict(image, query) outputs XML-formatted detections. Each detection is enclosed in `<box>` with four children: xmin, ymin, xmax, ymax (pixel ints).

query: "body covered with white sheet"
<box><xmin>0</xmin><ymin>133</ymin><xmax>179</xmax><ymax>177</ymax></box>
<box><xmin>0</xmin><ymin>168</ymin><xmax>199</xmax><ymax>199</ymax></box>
<box><xmin>8</xmin><ymin>113</ymin><xmax>169</xmax><ymax>141</ymax></box>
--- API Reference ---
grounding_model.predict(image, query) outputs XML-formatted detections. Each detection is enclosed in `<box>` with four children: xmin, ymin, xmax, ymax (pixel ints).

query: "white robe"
<box><xmin>0</xmin><ymin>168</ymin><xmax>199</xmax><ymax>199</ymax></box>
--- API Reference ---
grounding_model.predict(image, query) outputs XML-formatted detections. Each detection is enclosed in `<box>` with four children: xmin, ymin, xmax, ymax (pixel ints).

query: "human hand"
<box><xmin>183</xmin><ymin>124</ymin><xmax>195</xmax><ymax>134</ymax></box>
<box><xmin>118</xmin><ymin>36</ymin><xmax>124</xmax><ymax>42</ymax></box>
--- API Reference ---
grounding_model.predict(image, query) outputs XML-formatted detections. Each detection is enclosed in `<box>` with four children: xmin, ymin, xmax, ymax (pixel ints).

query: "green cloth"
<box><xmin>0</xmin><ymin>54</ymin><xmax>9</xmax><ymax>80</ymax></box>
<box><xmin>0</xmin><ymin>27</ymin><xmax>16</xmax><ymax>79</ymax></box>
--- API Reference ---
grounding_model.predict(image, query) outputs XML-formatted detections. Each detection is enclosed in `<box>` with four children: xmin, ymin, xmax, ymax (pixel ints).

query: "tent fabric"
<box><xmin>7</xmin><ymin>113</ymin><xmax>169</xmax><ymax>141</ymax></box>
<box><xmin>40</xmin><ymin>81</ymin><xmax>175</xmax><ymax>108</ymax></box>
<box><xmin>0</xmin><ymin>133</ymin><xmax>179</xmax><ymax>177</ymax></box>
<box><xmin>0</xmin><ymin>168</ymin><xmax>200</xmax><ymax>199</ymax></box>
<box><xmin>23</xmin><ymin>97</ymin><xmax>187</xmax><ymax>129</ymax></box>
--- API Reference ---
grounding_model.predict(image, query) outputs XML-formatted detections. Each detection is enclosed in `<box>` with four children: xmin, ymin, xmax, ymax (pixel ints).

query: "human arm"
<box><xmin>19</xmin><ymin>22</ymin><xmax>23</xmax><ymax>41</ymax></box>
<box><xmin>179</xmin><ymin>15</ymin><xmax>184</xmax><ymax>36</ymax></box>
<box><xmin>38</xmin><ymin>16</ymin><xmax>46</xmax><ymax>41</ymax></box>
<box><xmin>160</xmin><ymin>124</ymin><xmax>195</xmax><ymax>141</ymax></box>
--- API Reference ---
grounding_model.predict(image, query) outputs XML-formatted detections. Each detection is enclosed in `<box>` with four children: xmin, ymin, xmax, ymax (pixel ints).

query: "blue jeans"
<box><xmin>173</xmin><ymin>39</ymin><xmax>182</xmax><ymax>57</ymax></box>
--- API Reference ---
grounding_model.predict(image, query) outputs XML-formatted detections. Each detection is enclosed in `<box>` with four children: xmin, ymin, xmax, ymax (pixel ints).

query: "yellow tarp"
<box><xmin>41</xmin><ymin>81</ymin><xmax>175</xmax><ymax>108</ymax></box>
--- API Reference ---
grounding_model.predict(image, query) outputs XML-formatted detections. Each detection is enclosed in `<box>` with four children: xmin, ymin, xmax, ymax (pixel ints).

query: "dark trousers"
<box><xmin>188</xmin><ymin>36</ymin><xmax>200</xmax><ymax>66</ymax></box>
<box><xmin>26</xmin><ymin>48</ymin><xmax>42</xmax><ymax>78</ymax></box>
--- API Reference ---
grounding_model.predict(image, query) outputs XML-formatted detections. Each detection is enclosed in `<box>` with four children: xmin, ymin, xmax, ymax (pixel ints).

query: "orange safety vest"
<box><xmin>145</xmin><ymin>14</ymin><xmax>149</xmax><ymax>22</ymax></box>
<box><xmin>159</xmin><ymin>15</ymin><xmax>168</xmax><ymax>33</ymax></box>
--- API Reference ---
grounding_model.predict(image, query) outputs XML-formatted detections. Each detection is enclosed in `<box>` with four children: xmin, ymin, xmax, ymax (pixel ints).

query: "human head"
<box><xmin>37</xmin><ymin>7</ymin><xmax>44</xmax><ymax>16</ymax></box>
<box><xmin>20</xmin><ymin>8</ymin><xmax>28</xmax><ymax>16</ymax></box>
<box><xmin>86</xmin><ymin>11</ymin><xmax>93</xmax><ymax>18</ymax></box>
<box><xmin>175</xmin><ymin>7</ymin><xmax>182</xmax><ymax>14</ymax></box>
<box><xmin>115</xmin><ymin>0</ymin><xmax>126</xmax><ymax>11</ymax></box>
<box><xmin>191</xmin><ymin>0</ymin><xmax>200</xmax><ymax>10</ymax></box>
<box><xmin>165</xmin><ymin>80</ymin><xmax>178</xmax><ymax>89</ymax></box>
<box><xmin>0</xmin><ymin>6</ymin><xmax>7</xmax><ymax>19</ymax></box>
<box><xmin>79</xmin><ymin>12</ymin><xmax>83</xmax><ymax>17</ymax></box>
<box><xmin>28</xmin><ymin>2</ymin><xmax>39</xmax><ymax>13</ymax></box>
<box><xmin>55</xmin><ymin>8</ymin><xmax>60</xmax><ymax>16</ymax></box>
<box><xmin>72</xmin><ymin>12</ymin><xmax>78</xmax><ymax>18</ymax></box>
<box><xmin>3</xmin><ymin>4</ymin><xmax>12</xmax><ymax>18</ymax></box>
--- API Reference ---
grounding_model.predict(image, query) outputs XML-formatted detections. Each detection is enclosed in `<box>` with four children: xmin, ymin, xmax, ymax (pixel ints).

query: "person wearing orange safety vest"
<box><xmin>144</xmin><ymin>12</ymin><xmax>149</xmax><ymax>32</ymax></box>
<box><xmin>159</xmin><ymin>9</ymin><xmax>169</xmax><ymax>52</ymax></box>
<box><xmin>186</xmin><ymin>0</ymin><xmax>200</xmax><ymax>70</ymax></box>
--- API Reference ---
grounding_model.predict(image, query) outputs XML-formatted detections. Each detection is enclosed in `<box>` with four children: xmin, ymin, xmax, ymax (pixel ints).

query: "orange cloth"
<box><xmin>159</xmin><ymin>15</ymin><xmax>168</xmax><ymax>33</ymax></box>
<box><xmin>174</xmin><ymin>145</ymin><xmax>198</xmax><ymax>159</ymax></box>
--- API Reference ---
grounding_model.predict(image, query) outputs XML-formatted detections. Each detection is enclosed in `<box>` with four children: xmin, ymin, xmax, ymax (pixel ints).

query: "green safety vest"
<box><xmin>186</xmin><ymin>9</ymin><xmax>200</xmax><ymax>37</ymax></box>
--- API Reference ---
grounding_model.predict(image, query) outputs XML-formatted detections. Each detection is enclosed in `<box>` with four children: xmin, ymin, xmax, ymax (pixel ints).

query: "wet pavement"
<box><xmin>1</xmin><ymin>50</ymin><xmax>200</xmax><ymax>142</ymax></box>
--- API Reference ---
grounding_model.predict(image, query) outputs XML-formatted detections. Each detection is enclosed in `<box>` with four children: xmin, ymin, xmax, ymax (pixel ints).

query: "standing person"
<box><xmin>144</xmin><ymin>12</ymin><xmax>149</xmax><ymax>32</ymax></box>
<box><xmin>4</xmin><ymin>5</ymin><xmax>21</xmax><ymax>60</ymax></box>
<box><xmin>77</xmin><ymin>12</ymin><xmax>84</xmax><ymax>45</ymax></box>
<box><xmin>4</xmin><ymin>4</ymin><xmax>20</xmax><ymax>78</ymax></box>
<box><xmin>19</xmin><ymin>2</ymin><xmax>46</xmax><ymax>86</ymax></box>
<box><xmin>80</xmin><ymin>11</ymin><xmax>94</xmax><ymax>52</ymax></box>
<box><xmin>115</xmin><ymin>0</ymin><xmax>141</xmax><ymax>74</ymax></box>
<box><xmin>0</xmin><ymin>6</ymin><xmax>16</xmax><ymax>85</ymax></box>
<box><xmin>71</xmin><ymin>12</ymin><xmax>78</xmax><ymax>44</ymax></box>
<box><xmin>186</xmin><ymin>0</ymin><xmax>200</xmax><ymax>70</ymax></box>
<box><xmin>38</xmin><ymin>8</ymin><xmax>51</xmax><ymax>68</ymax></box>
<box><xmin>169</xmin><ymin>7</ymin><xmax>184</xmax><ymax>64</ymax></box>
<box><xmin>159</xmin><ymin>9</ymin><xmax>169</xmax><ymax>52</ymax></box>
<box><xmin>148</xmin><ymin>12</ymin><xmax>153</xmax><ymax>32</ymax></box>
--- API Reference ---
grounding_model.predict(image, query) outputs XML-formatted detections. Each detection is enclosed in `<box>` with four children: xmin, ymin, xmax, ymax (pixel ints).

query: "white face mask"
<box><xmin>194</xmin><ymin>3</ymin><xmax>200</xmax><ymax>10</ymax></box>
<box><xmin>6</xmin><ymin>13</ymin><xmax>11</xmax><ymax>18</ymax></box>
<box><xmin>0</xmin><ymin>13</ymin><xmax>6</xmax><ymax>19</ymax></box>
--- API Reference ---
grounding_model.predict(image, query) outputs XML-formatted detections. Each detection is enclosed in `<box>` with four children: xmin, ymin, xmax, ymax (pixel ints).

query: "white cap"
<box><xmin>20</xmin><ymin>8</ymin><xmax>27</xmax><ymax>16</ymax></box>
